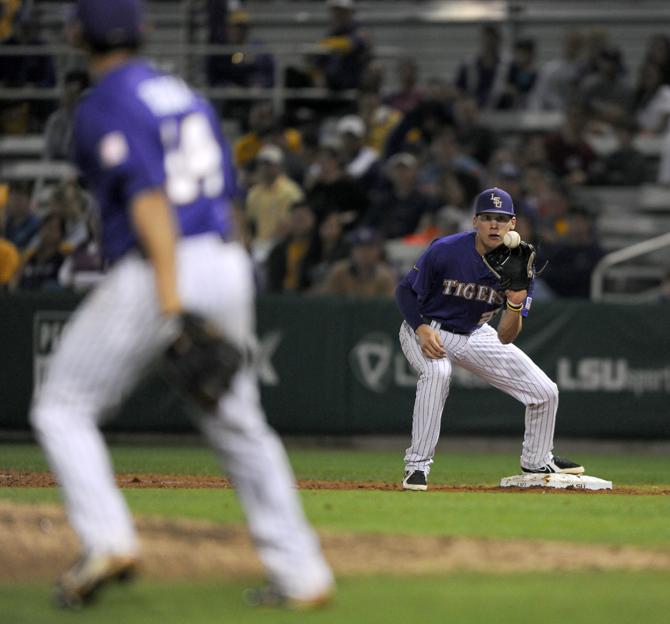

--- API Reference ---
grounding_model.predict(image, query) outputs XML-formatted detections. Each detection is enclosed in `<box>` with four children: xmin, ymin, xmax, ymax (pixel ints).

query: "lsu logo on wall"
<box><xmin>349</xmin><ymin>332</ymin><xmax>487</xmax><ymax>393</ymax></box>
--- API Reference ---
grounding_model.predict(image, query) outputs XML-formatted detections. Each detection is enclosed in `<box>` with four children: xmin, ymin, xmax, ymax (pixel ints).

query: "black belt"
<box><xmin>424</xmin><ymin>317</ymin><xmax>472</xmax><ymax>335</ymax></box>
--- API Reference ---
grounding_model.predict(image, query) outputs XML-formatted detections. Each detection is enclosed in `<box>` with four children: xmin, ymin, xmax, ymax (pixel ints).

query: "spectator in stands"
<box><xmin>642</xmin><ymin>33</ymin><xmax>670</xmax><ymax>85</ymax></box>
<box><xmin>523</xmin><ymin>167</ymin><xmax>571</xmax><ymax>245</ymax></box>
<box><xmin>304</xmin><ymin>142</ymin><xmax>369</xmax><ymax>228</ymax></box>
<box><xmin>633</xmin><ymin>65</ymin><xmax>670</xmax><ymax>185</ymax></box>
<box><xmin>495</xmin><ymin>38</ymin><xmax>538</xmax><ymax>110</ymax></box>
<box><xmin>451</xmin><ymin>94</ymin><xmax>498</xmax><ymax>166</ymax></box>
<box><xmin>0</xmin><ymin>216</ymin><xmax>20</xmax><ymax>290</ymax></box>
<box><xmin>3</xmin><ymin>181</ymin><xmax>40</xmax><ymax>250</ymax></box>
<box><xmin>589</xmin><ymin>121</ymin><xmax>649</xmax><ymax>186</ymax></box>
<box><xmin>385</xmin><ymin>57</ymin><xmax>425</xmax><ymax>114</ymax></box>
<box><xmin>418</xmin><ymin>127</ymin><xmax>484</xmax><ymax>198</ymax></box>
<box><xmin>366</xmin><ymin>152</ymin><xmax>438</xmax><ymax>240</ymax></box>
<box><xmin>301</xmin><ymin>211</ymin><xmax>350</xmax><ymax>291</ymax></box>
<box><xmin>14</xmin><ymin>211</ymin><xmax>68</xmax><ymax>291</ymax></box>
<box><xmin>0</xmin><ymin>15</ymin><xmax>55</xmax><ymax>88</ymax></box>
<box><xmin>579</xmin><ymin>27</ymin><xmax>612</xmax><ymax>83</ymax></box>
<box><xmin>454</xmin><ymin>24</ymin><xmax>509</xmax><ymax>109</ymax></box>
<box><xmin>543</xmin><ymin>101</ymin><xmax>598</xmax><ymax>185</ymax></box>
<box><xmin>529</xmin><ymin>29</ymin><xmax>584</xmax><ymax>111</ymax></box>
<box><xmin>357</xmin><ymin>90</ymin><xmax>401</xmax><ymax>154</ymax></box>
<box><xmin>286</xmin><ymin>0</ymin><xmax>371</xmax><ymax>92</ymax></box>
<box><xmin>336</xmin><ymin>114</ymin><xmax>381</xmax><ymax>189</ymax></box>
<box><xmin>541</xmin><ymin>209</ymin><xmax>604</xmax><ymax>298</ymax></box>
<box><xmin>576</xmin><ymin>47</ymin><xmax>632</xmax><ymax>125</ymax></box>
<box><xmin>320</xmin><ymin>226</ymin><xmax>395</xmax><ymax>298</ymax></box>
<box><xmin>245</xmin><ymin>145</ymin><xmax>304</xmax><ymax>250</ymax></box>
<box><xmin>233</xmin><ymin>101</ymin><xmax>302</xmax><ymax>172</ymax></box>
<box><xmin>265</xmin><ymin>201</ymin><xmax>317</xmax><ymax>293</ymax></box>
<box><xmin>48</xmin><ymin>178</ymin><xmax>95</xmax><ymax>250</ymax></box>
<box><xmin>384</xmin><ymin>77</ymin><xmax>456</xmax><ymax>157</ymax></box>
<box><xmin>206</xmin><ymin>9</ymin><xmax>274</xmax><ymax>88</ymax></box>
<box><xmin>44</xmin><ymin>70</ymin><xmax>90</xmax><ymax>160</ymax></box>
<box><xmin>0</xmin><ymin>14</ymin><xmax>56</xmax><ymax>130</ymax></box>
<box><xmin>0</xmin><ymin>0</ymin><xmax>25</xmax><ymax>42</ymax></box>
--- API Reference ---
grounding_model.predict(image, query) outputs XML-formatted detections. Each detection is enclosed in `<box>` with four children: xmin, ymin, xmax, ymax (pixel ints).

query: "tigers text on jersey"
<box><xmin>400</xmin><ymin>231</ymin><xmax>505</xmax><ymax>333</ymax></box>
<box><xmin>73</xmin><ymin>60</ymin><xmax>236</xmax><ymax>261</ymax></box>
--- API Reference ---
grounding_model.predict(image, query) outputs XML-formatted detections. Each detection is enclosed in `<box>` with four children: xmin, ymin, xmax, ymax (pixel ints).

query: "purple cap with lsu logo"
<box><xmin>474</xmin><ymin>187</ymin><xmax>515</xmax><ymax>216</ymax></box>
<box><xmin>74</xmin><ymin>0</ymin><xmax>145</xmax><ymax>49</ymax></box>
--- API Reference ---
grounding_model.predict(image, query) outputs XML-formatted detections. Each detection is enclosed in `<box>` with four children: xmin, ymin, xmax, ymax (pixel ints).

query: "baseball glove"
<box><xmin>162</xmin><ymin>312</ymin><xmax>243</xmax><ymax>410</ymax></box>
<box><xmin>482</xmin><ymin>241</ymin><xmax>545</xmax><ymax>291</ymax></box>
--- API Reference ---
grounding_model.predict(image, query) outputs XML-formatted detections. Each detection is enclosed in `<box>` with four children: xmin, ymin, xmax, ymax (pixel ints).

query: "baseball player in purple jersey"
<box><xmin>396</xmin><ymin>187</ymin><xmax>584</xmax><ymax>491</ymax></box>
<box><xmin>30</xmin><ymin>0</ymin><xmax>333</xmax><ymax>608</ymax></box>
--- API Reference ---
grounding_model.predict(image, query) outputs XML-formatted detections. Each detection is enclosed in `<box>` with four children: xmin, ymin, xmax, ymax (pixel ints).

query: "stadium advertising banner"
<box><xmin>1</xmin><ymin>293</ymin><xmax>669</xmax><ymax>438</ymax></box>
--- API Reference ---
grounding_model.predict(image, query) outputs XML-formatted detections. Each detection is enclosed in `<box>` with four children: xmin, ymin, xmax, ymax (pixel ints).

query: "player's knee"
<box><xmin>541</xmin><ymin>380</ymin><xmax>559</xmax><ymax>405</ymax></box>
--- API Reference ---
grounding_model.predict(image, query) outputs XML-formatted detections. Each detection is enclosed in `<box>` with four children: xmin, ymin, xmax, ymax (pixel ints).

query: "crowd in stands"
<box><xmin>3</xmin><ymin>0</ymin><xmax>670</xmax><ymax>299</ymax></box>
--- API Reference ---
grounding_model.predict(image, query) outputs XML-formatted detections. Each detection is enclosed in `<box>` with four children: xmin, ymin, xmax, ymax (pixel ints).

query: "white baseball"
<box><xmin>503</xmin><ymin>231</ymin><xmax>521</xmax><ymax>248</ymax></box>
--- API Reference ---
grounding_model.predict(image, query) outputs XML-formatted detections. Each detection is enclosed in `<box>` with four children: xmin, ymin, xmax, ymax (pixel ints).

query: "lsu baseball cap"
<box><xmin>73</xmin><ymin>0</ymin><xmax>145</xmax><ymax>49</ymax></box>
<box><xmin>474</xmin><ymin>187</ymin><xmax>515</xmax><ymax>216</ymax></box>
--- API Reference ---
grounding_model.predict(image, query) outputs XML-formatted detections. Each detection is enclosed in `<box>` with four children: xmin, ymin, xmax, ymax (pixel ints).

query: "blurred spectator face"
<box><xmin>359</xmin><ymin>62</ymin><xmax>385</xmax><ymax>93</ymax></box>
<box><xmin>480</xmin><ymin>25</ymin><xmax>501</xmax><ymax>57</ymax></box>
<box><xmin>562</xmin><ymin>30</ymin><xmax>584</xmax><ymax>60</ymax></box>
<box><xmin>352</xmin><ymin>240</ymin><xmax>382</xmax><ymax>271</ymax></box>
<box><xmin>452</xmin><ymin>95</ymin><xmax>479</xmax><ymax>125</ymax></box>
<box><xmin>388</xmin><ymin>157</ymin><xmax>417</xmax><ymax>192</ymax></box>
<box><xmin>648</xmin><ymin>34</ymin><xmax>670</xmax><ymax>66</ymax></box>
<box><xmin>330</xmin><ymin>6</ymin><xmax>354</xmax><ymax>30</ymax></box>
<box><xmin>249</xmin><ymin>102</ymin><xmax>275</xmax><ymax>135</ymax></box>
<box><xmin>431</xmin><ymin>128</ymin><xmax>459</xmax><ymax>162</ymax></box>
<box><xmin>339</xmin><ymin>131</ymin><xmax>362</xmax><ymax>157</ymax></box>
<box><xmin>227</xmin><ymin>11</ymin><xmax>251</xmax><ymax>44</ymax></box>
<box><xmin>319</xmin><ymin>211</ymin><xmax>343</xmax><ymax>244</ymax></box>
<box><xmin>256</xmin><ymin>145</ymin><xmax>284</xmax><ymax>184</ymax></box>
<box><xmin>514</xmin><ymin>39</ymin><xmax>536</xmax><ymax>67</ymax></box>
<box><xmin>638</xmin><ymin>61</ymin><xmax>663</xmax><ymax>91</ymax></box>
<box><xmin>289</xmin><ymin>204</ymin><xmax>316</xmax><ymax>238</ymax></box>
<box><xmin>514</xmin><ymin>215</ymin><xmax>535</xmax><ymax>243</ymax></box>
<box><xmin>566</xmin><ymin>212</ymin><xmax>594</xmax><ymax>245</ymax></box>
<box><xmin>6</xmin><ymin>184</ymin><xmax>32</xmax><ymax>221</ymax></box>
<box><xmin>38</xmin><ymin>214</ymin><xmax>64</xmax><ymax>251</ymax></box>
<box><xmin>316</xmin><ymin>146</ymin><xmax>342</xmax><ymax>177</ymax></box>
<box><xmin>439</xmin><ymin>172</ymin><xmax>466</xmax><ymax>207</ymax></box>
<box><xmin>62</xmin><ymin>71</ymin><xmax>90</xmax><ymax>108</ymax></box>
<box><xmin>397</xmin><ymin>58</ymin><xmax>418</xmax><ymax>89</ymax></box>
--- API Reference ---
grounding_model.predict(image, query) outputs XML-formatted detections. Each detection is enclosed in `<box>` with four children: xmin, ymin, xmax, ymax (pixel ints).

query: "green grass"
<box><xmin>1</xmin><ymin>442</ymin><xmax>669</xmax><ymax>624</ymax></box>
<box><xmin>2</xmin><ymin>443</ymin><xmax>669</xmax><ymax>486</ymax></box>
<box><xmin>2</xmin><ymin>487</ymin><xmax>669</xmax><ymax>547</ymax></box>
<box><xmin>2</xmin><ymin>573</ymin><xmax>670</xmax><ymax>624</ymax></box>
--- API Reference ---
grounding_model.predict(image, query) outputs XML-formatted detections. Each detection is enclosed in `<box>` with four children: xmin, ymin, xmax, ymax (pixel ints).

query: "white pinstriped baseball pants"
<box><xmin>399</xmin><ymin>320</ymin><xmax>558</xmax><ymax>474</ymax></box>
<box><xmin>30</xmin><ymin>235</ymin><xmax>332</xmax><ymax>600</ymax></box>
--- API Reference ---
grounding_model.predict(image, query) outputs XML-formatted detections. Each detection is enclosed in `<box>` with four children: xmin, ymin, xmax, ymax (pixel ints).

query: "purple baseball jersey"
<box><xmin>73</xmin><ymin>60</ymin><xmax>236</xmax><ymax>261</ymax></box>
<box><xmin>399</xmin><ymin>231</ymin><xmax>505</xmax><ymax>333</ymax></box>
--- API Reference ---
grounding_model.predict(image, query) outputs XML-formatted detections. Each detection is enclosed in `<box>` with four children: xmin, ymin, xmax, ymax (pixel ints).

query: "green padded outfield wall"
<box><xmin>1</xmin><ymin>293</ymin><xmax>669</xmax><ymax>438</ymax></box>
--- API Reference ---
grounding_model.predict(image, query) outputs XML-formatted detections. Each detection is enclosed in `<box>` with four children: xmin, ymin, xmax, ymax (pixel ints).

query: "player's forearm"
<box><xmin>130</xmin><ymin>188</ymin><xmax>182</xmax><ymax>316</ymax></box>
<box><xmin>498</xmin><ymin>306</ymin><xmax>523</xmax><ymax>344</ymax></box>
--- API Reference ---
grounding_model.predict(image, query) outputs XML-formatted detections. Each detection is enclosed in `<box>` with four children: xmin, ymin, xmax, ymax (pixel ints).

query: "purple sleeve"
<box><xmin>396</xmin><ymin>277</ymin><xmax>424</xmax><ymax>330</ymax></box>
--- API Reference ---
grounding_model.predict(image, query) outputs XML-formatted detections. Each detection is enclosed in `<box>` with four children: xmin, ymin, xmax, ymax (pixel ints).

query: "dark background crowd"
<box><xmin>2</xmin><ymin>0</ymin><xmax>670</xmax><ymax>300</ymax></box>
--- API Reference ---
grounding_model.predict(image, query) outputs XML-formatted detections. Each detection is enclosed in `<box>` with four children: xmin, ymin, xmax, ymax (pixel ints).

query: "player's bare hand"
<box><xmin>505</xmin><ymin>289</ymin><xmax>527</xmax><ymax>306</ymax></box>
<box><xmin>416</xmin><ymin>325</ymin><xmax>446</xmax><ymax>359</ymax></box>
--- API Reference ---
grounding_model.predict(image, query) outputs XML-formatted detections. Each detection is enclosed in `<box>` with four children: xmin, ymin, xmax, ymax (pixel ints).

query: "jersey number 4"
<box><xmin>163</xmin><ymin>113</ymin><xmax>224</xmax><ymax>205</ymax></box>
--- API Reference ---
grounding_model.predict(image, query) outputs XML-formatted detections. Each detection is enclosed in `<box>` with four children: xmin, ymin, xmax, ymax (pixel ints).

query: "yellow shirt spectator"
<box><xmin>0</xmin><ymin>238</ymin><xmax>20</xmax><ymax>285</ymax></box>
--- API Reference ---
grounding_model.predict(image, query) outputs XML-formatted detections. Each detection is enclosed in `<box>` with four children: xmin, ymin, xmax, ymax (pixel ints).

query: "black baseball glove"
<box><xmin>162</xmin><ymin>312</ymin><xmax>243</xmax><ymax>410</ymax></box>
<box><xmin>482</xmin><ymin>241</ymin><xmax>546</xmax><ymax>291</ymax></box>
